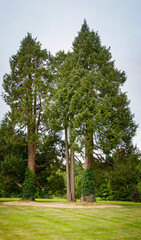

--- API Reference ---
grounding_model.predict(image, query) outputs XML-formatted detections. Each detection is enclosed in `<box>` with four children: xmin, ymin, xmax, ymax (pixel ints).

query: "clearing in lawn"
<box><xmin>3</xmin><ymin>200</ymin><xmax>122</xmax><ymax>208</ymax></box>
<box><xmin>0</xmin><ymin>198</ymin><xmax>141</xmax><ymax>240</ymax></box>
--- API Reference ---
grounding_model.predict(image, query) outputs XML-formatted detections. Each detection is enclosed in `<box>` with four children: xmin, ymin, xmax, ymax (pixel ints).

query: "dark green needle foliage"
<box><xmin>2</xmin><ymin>33</ymin><xmax>49</xmax><ymax>129</ymax></box>
<box><xmin>0</xmin><ymin>153</ymin><xmax>25</xmax><ymax>196</ymax></box>
<box><xmin>109</xmin><ymin>145</ymin><xmax>141</xmax><ymax>201</ymax></box>
<box><xmin>70</xmin><ymin>20</ymin><xmax>136</xmax><ymax>155</ymax></box>
<box><xmin>44</xmin><ymin>20</ymin><xmax>138</xmax><ymax>201</ymax></box>
<box><xmin>2</xmin><ymin>33</ymin><xmax>51</xmax><ymax>151</ymax></box>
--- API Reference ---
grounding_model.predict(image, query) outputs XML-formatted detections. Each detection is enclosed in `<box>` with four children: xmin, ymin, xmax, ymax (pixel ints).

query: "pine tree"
<box><xmin>45</xmin><ymin>51</ymin><xmax>76</xmax><ymax>201</ymax></box>
<box><xmin>69</xmin><ymin>20</ymin><xmax>137</xmax><ymax>201</ymax></box>
<box><xmin>47</xmin><ymin>20</ymin><xmax>137</xmax><ymax>202</ymax></box>
<box><xmin>2</xmin><ymin>33</ymin><xmax>51</xmax><ymax>199</ymax></box>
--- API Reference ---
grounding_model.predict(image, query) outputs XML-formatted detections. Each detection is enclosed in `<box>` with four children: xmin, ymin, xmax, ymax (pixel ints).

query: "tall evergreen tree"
<box><xmin>2</xmin><ymin>33</ymin><xmax>51</xmax><ymax>199</ymax></box>
<box><xmin>45</xmin><ymin>51</ymin><xmax>76</xmax><ymax>201</ymax></box>
<box><xmin>46</xmin><ymin>20</ymin><xmax>137</xmax><ymax>202</ymax></box>
<box><xmin>66</xmin><ymin>20</ymin><xmax>137</xmax><ymax>201</ymax></box>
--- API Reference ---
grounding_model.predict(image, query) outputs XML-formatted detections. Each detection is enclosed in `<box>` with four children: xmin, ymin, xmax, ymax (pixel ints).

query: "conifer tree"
<box><xmin>68</xmin><ymin>20</ymin><xmax>137</xmax><ymax>201</ymax></box>
<box><xmin>47</xmin><ymin>20</ymin><xmax>137</xmax><ymax>202</ymax></box>
<box><xmin>3</xmin><ymin>33</ymin><xmax>51</xmax><ymax>199</ymax></box>
<box><xmin>46</xmin><ymin>51</ymin><xmax>76</xmax><ymax>201</ymax></box>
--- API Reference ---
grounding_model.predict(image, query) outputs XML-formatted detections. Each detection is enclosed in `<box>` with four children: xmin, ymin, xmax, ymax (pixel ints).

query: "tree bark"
<box><xmin>28</xmin><ymin>143</ymin><xmax>36</xmax><ymax>173</ymax></box>
<box><xmin>65</xmin><ymin>127</ymin><xmax>72</xmax><ymax>201</ymax></box>
<box><xmin>85</xmin><ymin>130</ymin><xmax>93</xmax><ymax>169</ymax></box>
<box><xmin>81</xmin><ymin>129</ymin><xmax>96</xmax><ymax>202</ymax></box>
<box><xmin>70</xmin><ymin>148</ymin><xmax>76</xmax><ymax>201</ymax></box>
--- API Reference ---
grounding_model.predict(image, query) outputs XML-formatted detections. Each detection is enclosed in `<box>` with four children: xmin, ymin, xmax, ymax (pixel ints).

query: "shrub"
<box><xmin>81</xmin><ymin>167</ymin><xmax>96</xmax><ymax>202</ymax></box>
<box><xmin>23</xmin><ymin>168</ymin><xmax>36</xmax><ymax>200</ymax></box>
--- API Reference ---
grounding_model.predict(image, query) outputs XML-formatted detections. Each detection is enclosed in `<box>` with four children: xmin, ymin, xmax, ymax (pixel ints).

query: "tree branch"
<box><xmin>74</xmin><ymin>155</ymin><xmax>84</xmax><ymax>169</ymax></box>
<box><xmin>36</xmin><ymin>178</ymin><xmax>54</xmax><ymax>190</ymax></box>
<box><xmin>35</xmin><ymin>162</ymin><xmax>49</xmax><ymax>169</ymax></box>
<box><xmin>16</xmin><ymin>182</ymin><xmax>23</xmax><ymax>188</ymax></box>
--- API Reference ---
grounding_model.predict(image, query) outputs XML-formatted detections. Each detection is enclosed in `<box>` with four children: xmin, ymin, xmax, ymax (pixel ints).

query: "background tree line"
<box><xmin>0</xmin><ymin>20</ymin><xmax>141</xmax><ymax>201</ymax></box>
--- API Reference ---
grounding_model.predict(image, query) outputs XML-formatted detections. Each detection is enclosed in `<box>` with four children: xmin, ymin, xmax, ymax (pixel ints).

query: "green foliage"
<box><xmin>95</xmin><ymin>181</ymin><xmax>111</xmax><ymax>200</ymax></box>
<box><xmin>0</xmin><ymin>153</ymin><xmax>25</xmax><ymax>193</ymax></box>
<box><xmin>1</xmin><ymin>153</ymin><xmax>25</xmax><ymax>177</ymax></box>
<box><xmin>35</xmin><ymin>187</ymin><xmax>53</xmax><ymax>199</ymax></box>
<box><xmin>75</xmin><ymin>175</ymin><xmax>82</xmax><ymax>198</ymax></box>
<box><xmin>94</xmin><ymin>145</ymin><xmax>141</xmax><ymax>202</ymax></box>
<box><xmin>1</xmin><ymin>20</ymin><xmax>140</xmax><ymax>202</ymax></box>
<box><xmin>2</xmin><ymin>33</ymin><xmax>52</xmax><ymax>147</ymax></box>
<box><xmin>0</xmin><ymin>185</ymin><xmax>6</xmax><ymax>198</ymax></box>
<box><xmin>81</xmin><ymin>167</ymin><xmax>95</xmax><ymax>201</ymax></box>
<box><xmin>137</xmin><ymin>161</ymin><xmax>141</xmax><ymax>199</ymax></box>
<box><xmin>137</xmin><ymin>182</ymin><xmax>141</xmax><ymax>199</ymax></box>
<box><xmin>50</xmin><ymin>20</ymin><xmax>137</xmax><ymax>164</ymax></box>
<box><xmin>72</xmin><ymin>21</ymin><xmax>136</xmax><ymax>155</ymax></box>
<box><xmin>35</xmin><ymin>132</ymin><xmax>65</xmax><ymax>196</ymax></box>
<box><xmin>0</xmin><ymin>115</ymin><xmax>27</xmax><ymax>163</ymax></box>
<box><xmin>23</xmin><ymin>168</ymin><xmax>36</xmax><ymax>200</ymax></box>
<box><xmin>74</xmin><ymin>162</ymin><xmax>84</xmax><ymax>198</ymax></box>
<box><xmin>72</xmin><ymin>21</ymin><xmax>136</xmax><ymax>156</ymax></box>
<box><xmin>109</xmin><ymin>146</ymin><xmax>140</xmax><ymax>201</ymax></box>
<box><xmin>0</xmin><ymin>117</ymin><xmax>27</xmax><ymax>197</ymax></box>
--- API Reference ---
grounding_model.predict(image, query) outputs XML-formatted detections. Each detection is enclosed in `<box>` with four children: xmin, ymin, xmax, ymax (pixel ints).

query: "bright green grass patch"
<box><xmin>1</xmin><ymin>197</ymin><xmax>141</xmax><ymax>205</ymax></box>
<box><xmin>97</xmin><ymin>200</ymin><xmax>141</xmax><ymax>206</ymax></box>
<box><xmin>0</xmin><ymin>199</ymin><xmax>141</xmax><ymax>240</ymax></box>
<box><xmin>0</xmin><ymin>198</ymin><xmax>21</xmax><ymax>202</ymax></box>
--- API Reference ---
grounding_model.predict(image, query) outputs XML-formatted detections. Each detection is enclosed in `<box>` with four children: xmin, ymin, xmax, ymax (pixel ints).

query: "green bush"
<box><xmin>137</xmin><ymin>182</ymin><xmax>141</xmax><ymax>199</ymax></box>
<box><xmin>81</xmin><ymin>167</ymin><xmax>96</xmax><ymax>202</ymax></box>
<box><xmin>75</xmin><ymin>175</ymin><xmax>82</xmax><ymax>198</ymax></box>
<box><xmin>23</xmin><ymin>168</ymin><xmax>36</xmax><ymax>200</ymax></box>
<box><xmin>0</xmin><ymin>153</ymin><xmax>25</xmax><ymax>190</ymax></box>
<box><xmin>95</xmin><ymin>181</ymin><xmax>111</xmax><ymax>200</ymax></box>
<box><xmin>75</xmin><ymin>162</ymin><xmax>84</xmax><ymax>198</ymax></box>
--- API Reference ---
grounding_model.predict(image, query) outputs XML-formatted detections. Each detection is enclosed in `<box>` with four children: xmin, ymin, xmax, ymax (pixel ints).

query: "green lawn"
<box><xmin>0</xmin><ymin>198</ymin><xmax>141</xmax><ymax>240</ymax></box>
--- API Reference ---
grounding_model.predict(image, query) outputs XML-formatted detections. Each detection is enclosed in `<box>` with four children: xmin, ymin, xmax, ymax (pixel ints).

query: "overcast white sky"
<box><xmin>0</xmin><ymin>0</ymin><xmax>141</xmax><ymax>149</ymax></box>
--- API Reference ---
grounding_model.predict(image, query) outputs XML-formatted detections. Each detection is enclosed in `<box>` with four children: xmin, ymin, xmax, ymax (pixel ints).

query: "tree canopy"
<box><xmin>1</xmin><ymin>20</ymin><xmax>140</xmax><ymax>202</ymax></box>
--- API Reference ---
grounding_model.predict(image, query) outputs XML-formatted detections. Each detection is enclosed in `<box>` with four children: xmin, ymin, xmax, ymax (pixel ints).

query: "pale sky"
<box><xmin>0</xmin><ymin>0</ymin><xmax>141</xmax><ymax>149</ymax></box>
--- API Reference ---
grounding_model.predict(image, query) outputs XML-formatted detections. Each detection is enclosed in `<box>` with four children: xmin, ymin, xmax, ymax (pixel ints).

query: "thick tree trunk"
<box><xmin>85</xmin><ymin>130</ymin><xmax>93</xmax><ymax>169</ymax></box>
<box><xmin>81</xmin><ymin>129</ymin><xmax>96</xmax><ymax>202</ymax></box>
<box><xmin>27</xmin><ymin>91</ymin><xmax>37</xmax><ymax>174</ymax></box>
<box><xmin>65</xmin><ymin>128</ymin><xmax>72</xmax><ymax>202</ymax></box>
<box><xmin>28</xmin><ymin>143</ymin><xmax>36</xmax><ymax>173</ymax></box>
<box><xmin>70</xmin><ymin>148</ymin><xmax>76</xmax><ymax>201</ymax></box>
<box><xmin>23</xmin><ymin>126</ymin><xmax>36</xmax><ymax>201</ymax></box>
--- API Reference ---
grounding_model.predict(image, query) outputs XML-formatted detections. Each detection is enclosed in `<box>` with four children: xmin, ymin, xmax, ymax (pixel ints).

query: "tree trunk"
<box><xmin>28</xmin><ymin>143</ymin><xmax>36</xmax><ymax>173</ymax></box>
<box><xmin>81</xmin><ymin>129</ymin><xmax>96</xmax><ymax>202</ymax></box>
<box><xmin>70</xmin><ymin>148</ymin><xmax>76</xmax><ymax>201</ymax></box>
<box><xmin>65</xmin><ymin>127</ymin><xmax>72</xmax><ymax>201</ymax></box>
<box><xmin>85</xmin><ymin>130</ymin><xmax>93</xmax><ymax>169</ymax></box>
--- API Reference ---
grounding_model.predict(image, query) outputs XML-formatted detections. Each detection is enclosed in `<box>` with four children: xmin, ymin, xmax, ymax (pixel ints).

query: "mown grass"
<box><xmin>0</xmin><ymin>198</ymin><xmax>141</xmax><ymax>240</ymax></box>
